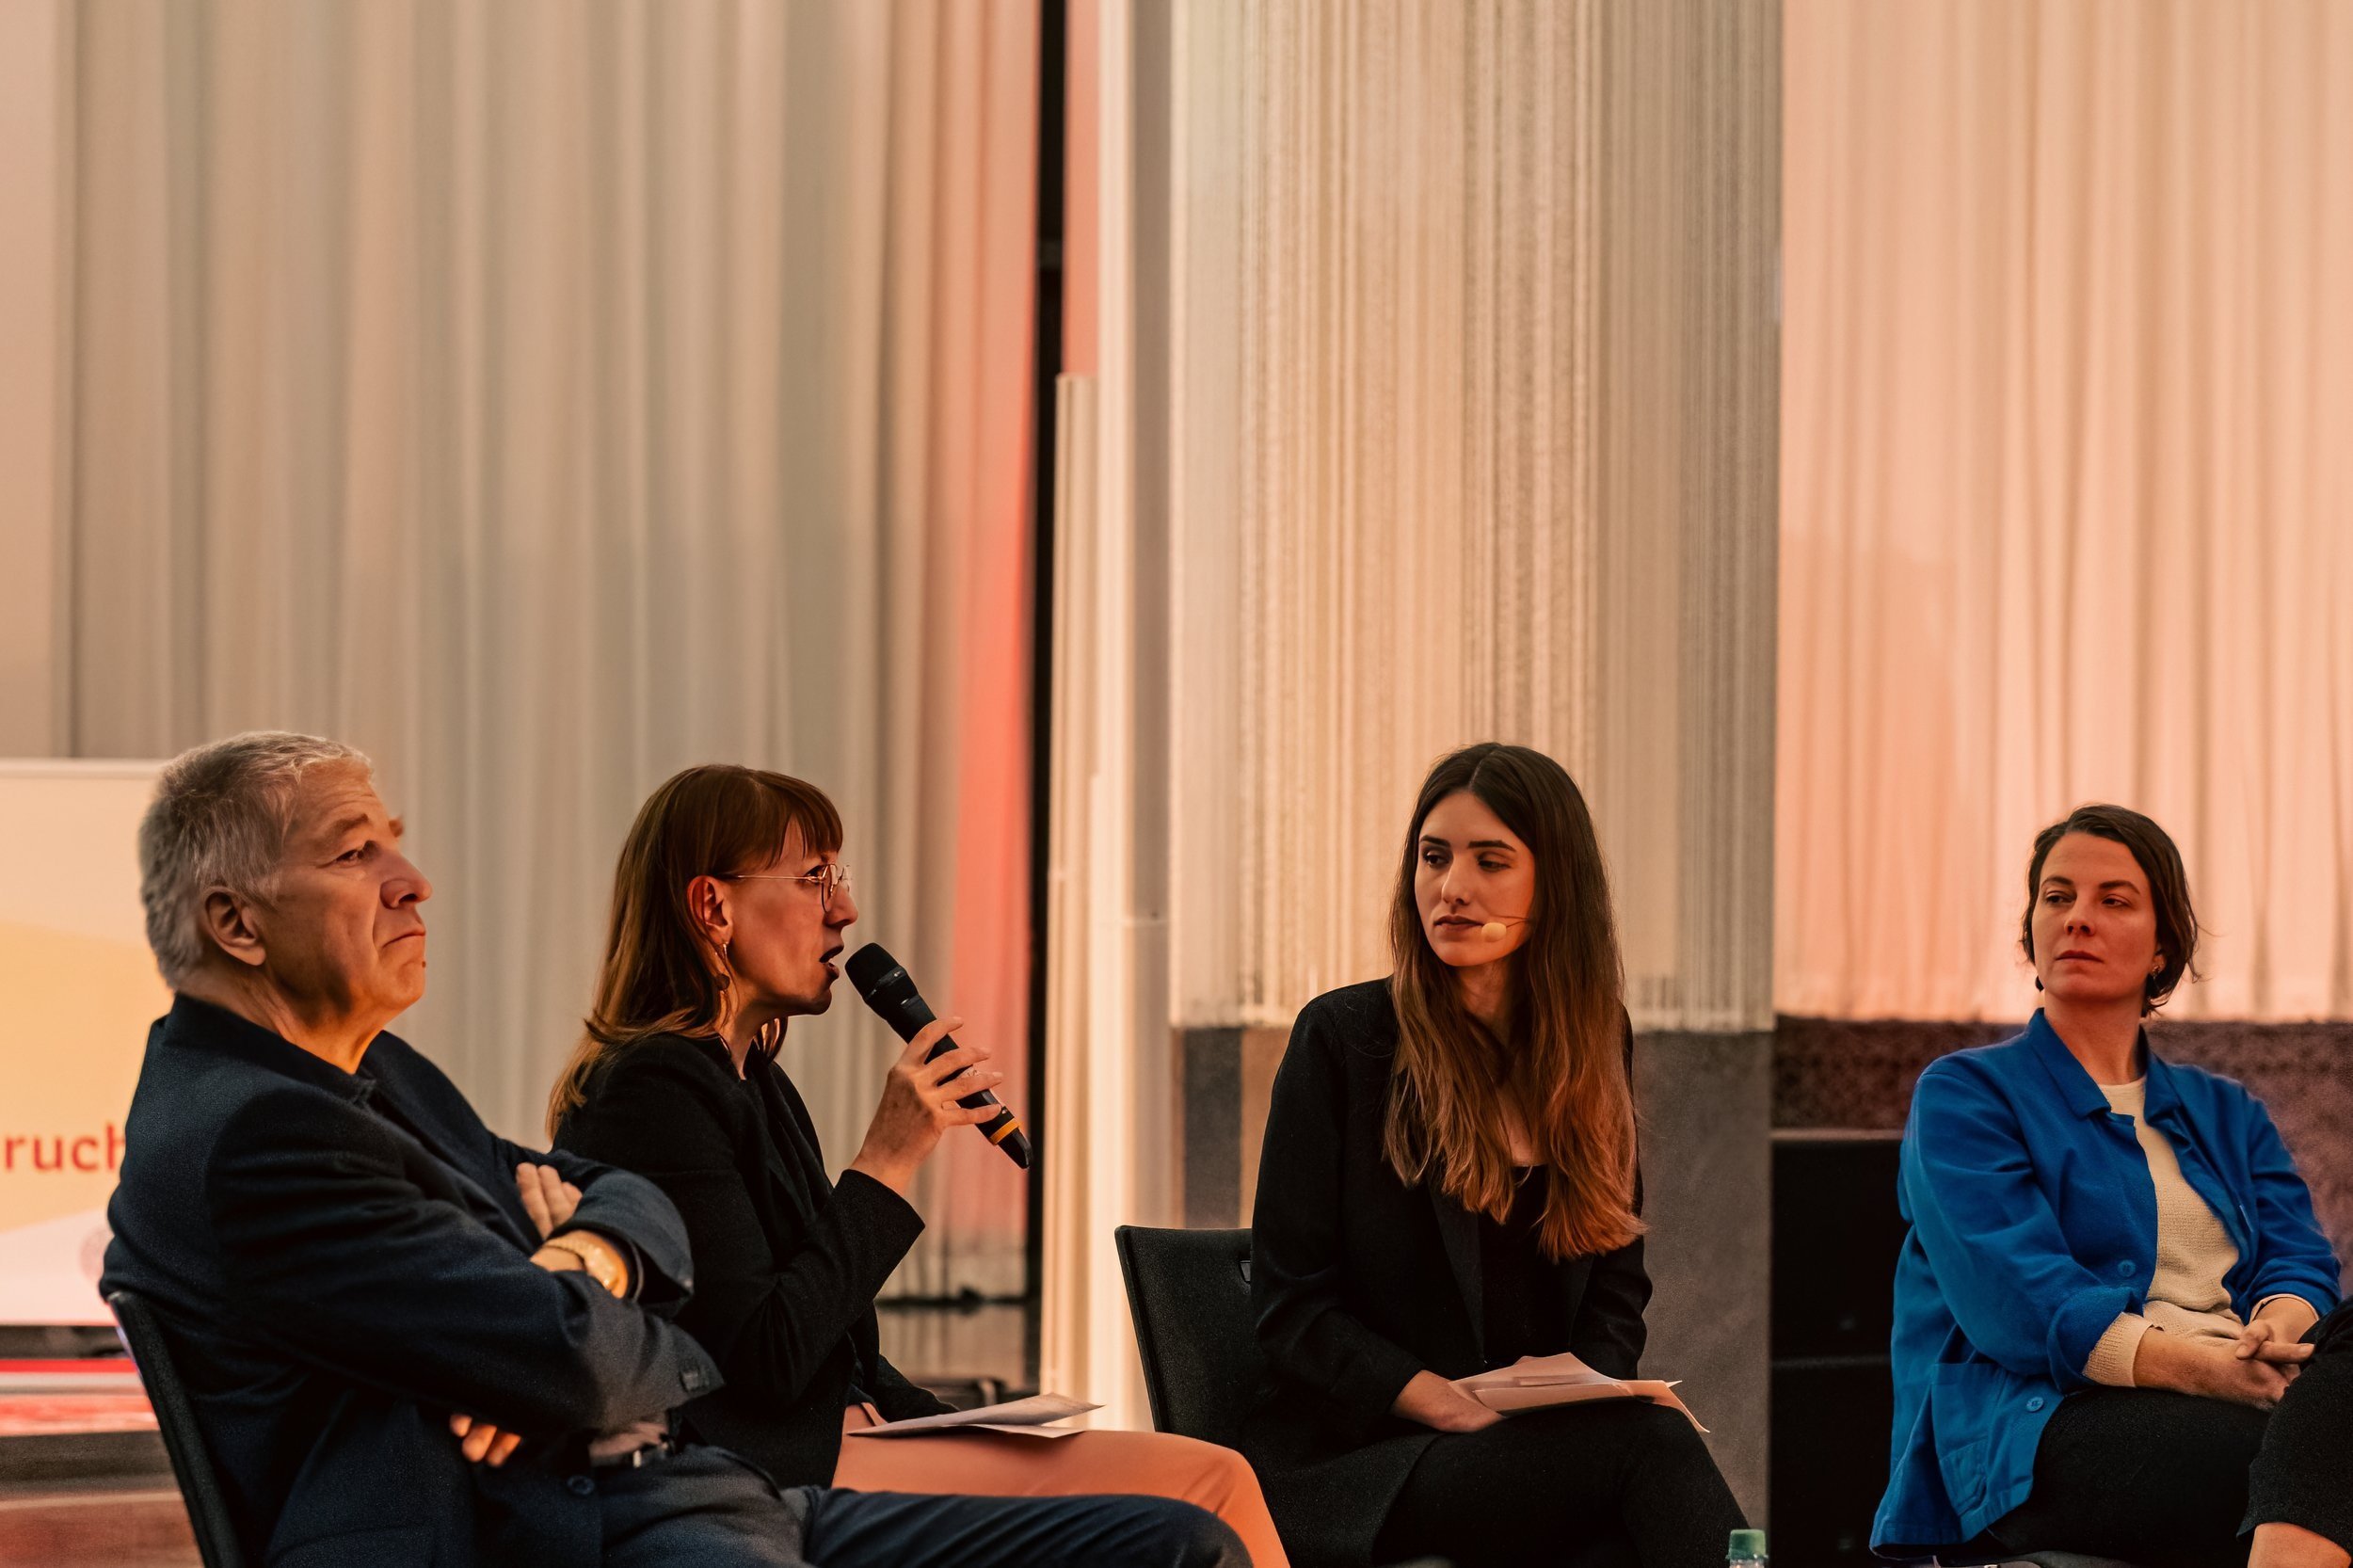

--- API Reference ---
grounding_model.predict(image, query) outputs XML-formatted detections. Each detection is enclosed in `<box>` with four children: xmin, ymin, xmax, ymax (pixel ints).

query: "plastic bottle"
<box><xmin>1727</xmin><ymin>1528</ymin><xmax>1769</xmax><ymax>1567</ymax></box>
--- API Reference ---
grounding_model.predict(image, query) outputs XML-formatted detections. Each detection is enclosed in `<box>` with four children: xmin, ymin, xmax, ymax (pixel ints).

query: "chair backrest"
<box><xmin>1939</xmin><ymin>1544</ymin><xmax>2146</xmax><ymax>1553</ymax></box>
<box><xmin>1113</xmin><ymin>1225</ymin><xmax>1261</xmax><ymax>1448</ymax></box>
<box><xmin>108</xmin><ymin>1289</ymin><xmax>250</xmax><ymax>1568</ymax></box>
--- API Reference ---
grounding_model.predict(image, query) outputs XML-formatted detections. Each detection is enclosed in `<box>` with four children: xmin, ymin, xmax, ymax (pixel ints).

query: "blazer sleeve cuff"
<box><xmin>1329</xmin><ymin>1336</ymin><xmax>1425</xmax><ymax>1437</ymax></box>
<box><xmin>832</xmin><ymin>1169</ymin><xmax>926</xmax><ymax>1258</ymax></box>
<box><xmin>566</xmin><ymin>1172</ymin><xmax>696</xmax><ymax>1305</ymax></box>
<box><xmin>2050</xmin><ymin>1286</ymin><xmax>2137</xmax><ymax>1388</ymax></box>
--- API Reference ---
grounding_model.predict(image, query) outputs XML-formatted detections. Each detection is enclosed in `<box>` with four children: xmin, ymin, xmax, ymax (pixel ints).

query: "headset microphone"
<box><xmin>1480</xmin><ymin>916</ymin><xmax>1531</xmax><ymax>941</ymax></box>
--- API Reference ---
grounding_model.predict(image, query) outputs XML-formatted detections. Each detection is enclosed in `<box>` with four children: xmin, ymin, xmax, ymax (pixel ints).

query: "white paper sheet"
<box><xmin>1450</xmin><ymin>1352</ymin><xmax>1708</xmax><ymax>1432</ymax></box>
<box><xmin>842</xmin><ymin>1392</ymin><xmax>1101</xmax><ymax>1440</ymax></box>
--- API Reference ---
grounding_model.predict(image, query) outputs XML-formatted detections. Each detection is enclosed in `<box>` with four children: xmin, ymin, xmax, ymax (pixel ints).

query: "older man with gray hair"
<box><xmin>102</xmin><ymin>731</ymin><xmax>1244</xmax><ymax>1568</ymax></box>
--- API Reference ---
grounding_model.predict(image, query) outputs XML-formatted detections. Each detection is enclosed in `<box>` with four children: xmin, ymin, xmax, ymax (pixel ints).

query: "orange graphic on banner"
<box><xmin>0</xmin><ymin>920</ymin><xmax>163</xmax><ymax>1238</ymax></box>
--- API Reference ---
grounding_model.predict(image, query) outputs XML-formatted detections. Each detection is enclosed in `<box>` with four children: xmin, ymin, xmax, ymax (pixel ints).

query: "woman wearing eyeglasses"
<box><xmin>549</xmin><ymin>764</ymin><xmax>1289</xmax><ymax>1567</ymax></box>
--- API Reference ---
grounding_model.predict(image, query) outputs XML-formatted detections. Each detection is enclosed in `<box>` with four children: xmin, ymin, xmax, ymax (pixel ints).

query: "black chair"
<box><xmin>109</xmin><ymin>1289</ymin><xmax>248</xmax><ymax>1568</ymax></box>
<box><xmin>1112</xmin><ymin>1224</ymin><xmax>1260</xmax><ymax>1449</ymax></box>
<box><xmin>1945</xmin><ymin>1555</ymin><xmax>2142</xmax><ymax>1568</ymax></box>
<box><xmin>1113</xmin><ymin>1225</ymin><xmax>1458</xmax><ymax>1568</ymax></box>
<box><xmin>1904</xmin><ymin>1549</ymin><xmax>2141</xmax><ymax>1568</ymax></box>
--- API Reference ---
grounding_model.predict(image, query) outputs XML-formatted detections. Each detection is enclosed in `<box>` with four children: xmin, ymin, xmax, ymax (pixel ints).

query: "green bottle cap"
<box><xmin>1727</xmin><ymin>1530</ymin><xmax>1768</xmax><ymax>1560</ymax></box>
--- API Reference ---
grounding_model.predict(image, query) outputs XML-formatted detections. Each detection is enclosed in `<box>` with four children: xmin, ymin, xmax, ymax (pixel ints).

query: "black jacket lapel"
<box><xmin>1428</xmin><ymin>1184</ymin><xmax>1485</xmax><ymax>1364</ymax></box>
<box><xmin>749</xmin><ymin>1067</ymin><xmax>824</xmax><ymax>1230</ymax></box>
<box><xmin>362</xmin><ymin>1078</ymin><xmax>536</xmax><ymax>1252</ymax></box>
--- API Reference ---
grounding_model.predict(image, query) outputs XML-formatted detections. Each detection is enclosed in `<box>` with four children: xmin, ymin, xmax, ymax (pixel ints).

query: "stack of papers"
<box><xmin>1449</xmin><ymin>1352</ymin><xmax>1707</xmax><ymax>1431</ymax></box>
<box><xmin>843</xmin><ymin>1392</ymin><xmax>1101</xmax><ymax>1440</ymax></box>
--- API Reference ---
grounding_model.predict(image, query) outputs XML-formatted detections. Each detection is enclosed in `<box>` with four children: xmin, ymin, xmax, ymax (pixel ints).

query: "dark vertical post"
<box><xmin>1022</xmin><ymin>0</ymin><xmax>1068</xmax><ymax>1393</ymax></box>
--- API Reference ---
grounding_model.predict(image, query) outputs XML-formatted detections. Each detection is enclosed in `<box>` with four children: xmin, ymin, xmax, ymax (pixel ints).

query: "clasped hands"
<box><xmin>449</xmin><ymin>1163</ymin><xmax>642</xmax><ymax>1468</ymax></box>
<box><xmin>2137</xmin><ymin>1300</ymin><xmax>2318</xmax><ymax>1412</ymax></box>
<box><xmin>2235</xmin><ymin>1315</ymin><xmax>2316</xmax><ymax>1367</ymax></box>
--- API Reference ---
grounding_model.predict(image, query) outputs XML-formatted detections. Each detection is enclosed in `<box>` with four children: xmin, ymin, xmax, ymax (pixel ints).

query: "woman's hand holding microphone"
<box><xmin>848</xmin><ymin>1016</ymin><xmax>1006</xmax><ymax>1197</ymax></box>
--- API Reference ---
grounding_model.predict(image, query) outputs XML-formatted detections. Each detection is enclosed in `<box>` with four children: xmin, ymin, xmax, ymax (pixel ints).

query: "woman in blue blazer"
<box><xmin>1875</xmin><ymin>805</ymin><xmax>2352</xmax><ymax>1568</ymax></box>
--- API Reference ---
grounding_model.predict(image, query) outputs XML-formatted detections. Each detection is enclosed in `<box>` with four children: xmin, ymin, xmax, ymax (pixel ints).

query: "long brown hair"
<box><xmin>545</xmin><ymin>763</ymin><xmax>843</xmax><ymax>1136</ymax></box>
<box><xmin>1383</xmin><ymin>743</ymin><xmax>1641</xmax><ymax>1259</ymax></box>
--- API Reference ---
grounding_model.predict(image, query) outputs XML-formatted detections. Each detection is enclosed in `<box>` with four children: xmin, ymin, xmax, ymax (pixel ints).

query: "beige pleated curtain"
<box><xmin>52</xmin><ymin>0</ymin><xmax>1039</xmax><ymax>1294</ymax></box>
<box><xmin>1043</xmin><ymin>0</ymin><xmax>1782</xmax><ymax>1434</ymax></box>
<box><xmin>1779</xmin><ymin>0</ymin><xmax>2353</xmax><ymax>1022</ymax></box>
<box><xmin>1160</xmin><ymin>0</ymin><xmax>1783</xmax><ymax>1037</ymax></box>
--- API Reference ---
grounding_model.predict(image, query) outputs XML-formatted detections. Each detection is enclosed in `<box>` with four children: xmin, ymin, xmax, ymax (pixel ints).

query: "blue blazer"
<box><xmin>1873</xmin><ymin>1010</ymin><xmax>2341</xmax><ymax>1551</ymax></box>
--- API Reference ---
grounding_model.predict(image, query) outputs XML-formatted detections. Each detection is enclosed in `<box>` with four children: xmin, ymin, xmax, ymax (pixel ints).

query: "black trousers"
<box><xmin>1369</xmin><ymin>1401</ymin><xmax>1749</xmax><ymax>1568</ymax></box>
<box><xmin>597</xmin><ymin>1445</ymin><xmax>1247</xmax><ymax>1568</ymax></box>
<box><xmin>1990</xmin><ymin>1320</ymin><xmax>2353</xmax><ymax>1568</ymax></box>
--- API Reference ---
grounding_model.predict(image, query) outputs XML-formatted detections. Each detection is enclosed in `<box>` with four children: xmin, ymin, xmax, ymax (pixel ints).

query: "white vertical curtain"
<box><xmin>1044</xmin><ymin>0</ymin><xmax>1782</xmax><ymax>1426</ymax></box>
<box><xmin>53</xmin><ymin>0</ymin><xmax>1039</xmax><ymax>1294</ymax></box>
<box><xmin>1779</xmin><ymin>0</ymin><xmax>2353</xmax><ymax>1023</ymax></box>
<box><xmin>1160</xmin><ymin>0</ymin><xmax>1781</xmax><ymax>1035</ymax></box>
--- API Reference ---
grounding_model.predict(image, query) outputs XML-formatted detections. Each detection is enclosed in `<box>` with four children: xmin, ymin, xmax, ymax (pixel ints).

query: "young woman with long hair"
<box><xmin>1241</xmin><ymin>742</ymin><xmax>1746</xmax><ymax>1568</ymax></box>
<box><xmin>547</xmin><ymin>764</ymin><xmax>1287</xmax><ymax>1567</ymax></box>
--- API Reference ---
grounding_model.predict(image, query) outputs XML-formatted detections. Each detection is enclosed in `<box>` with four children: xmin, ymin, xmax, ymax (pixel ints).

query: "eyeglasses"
<box><xmin>716</xmin><ymin>862</ymin><xmax>852</xmax><ymax>912</ymax></box>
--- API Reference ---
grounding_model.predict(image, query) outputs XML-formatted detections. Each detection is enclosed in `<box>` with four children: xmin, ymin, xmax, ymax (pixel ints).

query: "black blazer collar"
<box><xmin>163</xmin><ymin>992</ymin><xmax>377</xmax><ymax>1103</ymax></box>
<box><xmin>1428</xmin><ymin>1173</ymin><xmax>1596</xmax><ymax>1370</ymax></box>
<box><xmin>679</xmin><ymin>1034</ymin><xmax>825</xmax><ymax>1227</ymax></box>
<box><xmin>165</xmin><ymin>992</ymin><xmax>536</xmax><ymax>1250</ymax></box>
<box><xmin>1429</xmin><ymin>1184</ymin><xmax>1486</xmax><ymax>1362</ymax></box>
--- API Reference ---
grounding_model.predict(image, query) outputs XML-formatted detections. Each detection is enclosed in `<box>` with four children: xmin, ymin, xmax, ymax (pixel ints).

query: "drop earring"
<box><xmin>715</xmin><ymin>938</ymin><xmax>733</xmax><ymax>991</ymax></box>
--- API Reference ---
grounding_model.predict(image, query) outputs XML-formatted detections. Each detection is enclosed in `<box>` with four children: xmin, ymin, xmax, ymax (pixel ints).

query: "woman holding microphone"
<box><xmin>549</xmin><ymin>763</ymin><xmax>1287</xmax><ymax>1566</ymax></box>
<box><xmin>1874</xmin><ymin>804</ymin><xmax>2351</xmax><ymax>1568</ymax></box>
<box><xmin>1241</xmin><ymin>743</ymin><xmax>1747</xmax><ymax>1568</ymax></box>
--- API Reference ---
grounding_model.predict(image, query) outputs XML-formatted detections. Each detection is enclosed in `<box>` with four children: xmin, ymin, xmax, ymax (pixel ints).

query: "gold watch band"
<box><xmin>542</xmin><ymin>1232</ymin><xmax>629</xmax><ymax>1297</ymax></box>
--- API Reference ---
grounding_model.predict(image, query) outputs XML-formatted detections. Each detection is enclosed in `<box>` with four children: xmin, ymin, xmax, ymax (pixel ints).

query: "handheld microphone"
<box><xmin>843</xmin><ymin>943</ymin><xmax>1032</xmax><ymax>1169</ymax></box>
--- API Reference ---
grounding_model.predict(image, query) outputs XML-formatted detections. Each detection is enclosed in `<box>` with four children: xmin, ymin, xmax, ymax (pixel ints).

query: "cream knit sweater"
<box><xmin>2080</xmin><ymin>1078</ymin><xmax>2304</xmax><ymax>1384</ymax></box>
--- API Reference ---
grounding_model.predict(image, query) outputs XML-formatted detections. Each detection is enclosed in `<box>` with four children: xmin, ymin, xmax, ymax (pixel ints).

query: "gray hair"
<box><xmin>139</xmin><ymin>731</ymin><xmax>373</xmax><ymax>987</ymax></box>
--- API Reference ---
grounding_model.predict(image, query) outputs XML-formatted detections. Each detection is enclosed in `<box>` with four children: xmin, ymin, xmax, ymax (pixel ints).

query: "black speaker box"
<box><xmin>1770</xmin><ymin>1130</ymin><xmax>1906</xmax><ymax>1567</ymax></box>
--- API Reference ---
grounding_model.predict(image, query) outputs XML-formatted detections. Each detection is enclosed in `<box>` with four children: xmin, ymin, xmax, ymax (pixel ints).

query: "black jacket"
<box><xmin>1240</xmin><ymin>979</ymin><xmax>1650</xmax><ymax>1567</ymax></box>
<box><xmin>553</xmin><ymin>1033</ymin><xmax>946</xmax><ymax>1486</ymax></box>
<box><xmin>99</xmin><ymin>995</ymin><xmax>722</xmax><ymax>1568</ymax></box>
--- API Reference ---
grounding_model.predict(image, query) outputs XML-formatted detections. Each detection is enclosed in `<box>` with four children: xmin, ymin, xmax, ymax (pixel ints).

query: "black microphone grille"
<box><xmin>842</xmin><ymin>943</ymin><xmax>906</xmax><ymax>1001</ymax></box>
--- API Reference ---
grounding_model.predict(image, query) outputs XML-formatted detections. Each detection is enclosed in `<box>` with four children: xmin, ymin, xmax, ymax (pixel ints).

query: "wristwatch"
<box><xmin>541</xmin><ymin>1231</ymin><xmax>631</xmax><ymax>1298</ymax></box>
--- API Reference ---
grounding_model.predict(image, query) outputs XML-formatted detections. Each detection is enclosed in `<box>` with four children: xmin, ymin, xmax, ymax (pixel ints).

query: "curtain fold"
<box><xmin>1779</xmin><ymin>0</ymin><xmax>2353</xmax><ymax>1022</ymax></box>
<box><xmin>1160</xmin><ymin>0</ymin><xmax>1781</xmax><ymax>1035</ymax></box>
<box><xmin>58</xmin><ymin>0</ymin><xmax>1038</xmax><ymax>1294</ymax></box>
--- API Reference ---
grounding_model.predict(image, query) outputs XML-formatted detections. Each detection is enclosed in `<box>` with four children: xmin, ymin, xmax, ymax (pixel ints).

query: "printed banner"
<box><xmin>0</xmin><ymin>761</ymin><xmax>166</xmax><ymax>1325</ymax></box>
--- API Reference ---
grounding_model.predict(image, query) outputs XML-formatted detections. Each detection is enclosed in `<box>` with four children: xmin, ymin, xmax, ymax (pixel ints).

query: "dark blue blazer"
<box><xmin>101</xmin><ymin>995</ymin><xmax>724</xmax><ymax>1568</ymax></box>
<box><xmin>1874</xmin><ymin>1010</ymin><xmax>2342</xmax><ymax>1550</ymax></box>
